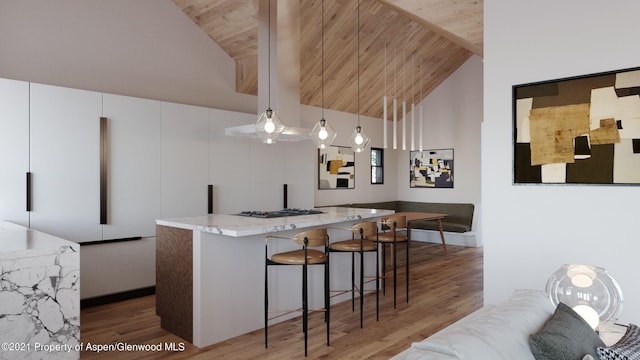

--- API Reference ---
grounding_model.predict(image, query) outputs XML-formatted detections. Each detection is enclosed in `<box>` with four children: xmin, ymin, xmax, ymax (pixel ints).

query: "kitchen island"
<box><xmin>0</xmin><ymin>221</ymin><xmax>80</xmax><ymax>360</ymax></box>
<box><xmin>155</xmin><ymin>207</ymin><xmax>394</xmax><ymax>348</ymax></box>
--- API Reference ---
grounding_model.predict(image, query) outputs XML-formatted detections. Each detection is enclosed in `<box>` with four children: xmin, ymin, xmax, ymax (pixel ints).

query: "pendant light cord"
<box><xmin>356</xmin><ymin>0</ymin><xmax>360</xmax><ymax>126</ymax></box>
<box><xmin>268</xmin><ymin>0</ymin><xmax>271</xmax><ymax>108</ymax></box>
<box><xmin>321</xmin><ymin>0</ymin><xmax>325</xmax><ymax>118</ymax></box>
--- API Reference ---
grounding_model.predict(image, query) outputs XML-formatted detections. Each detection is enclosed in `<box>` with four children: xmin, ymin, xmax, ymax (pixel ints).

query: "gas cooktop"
<box><xmin>235</xmin><ymin>208</ymin><xmax>323</xmax><ymax>218</ymax></box>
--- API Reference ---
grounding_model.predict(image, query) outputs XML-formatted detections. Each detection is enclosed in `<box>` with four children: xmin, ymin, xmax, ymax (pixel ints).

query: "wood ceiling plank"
<box><xmin>172</xmin><ymin>0</ymin><xmax>480</xmax><ymax>119</ymax></box>
<box><xmin>378</xmin><ymin>0</ymin><xmax>483</xmax><ymax>56</ymax></box>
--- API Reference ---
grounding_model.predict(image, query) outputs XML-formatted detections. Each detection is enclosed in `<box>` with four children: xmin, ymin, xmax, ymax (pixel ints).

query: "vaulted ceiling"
<box><xmin>171</xmin><ymin>0</ymin><xmax>482</xmax><ymax>119</ymax></box>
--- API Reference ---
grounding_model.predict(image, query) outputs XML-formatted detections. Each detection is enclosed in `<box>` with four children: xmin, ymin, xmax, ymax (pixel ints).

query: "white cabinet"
<box><xmin>25</xmin><ymin>85</ymin><xmax>163</xmax><ymax>242</ymax></box>
<box><xmin>161</xmin><ymin>102</ymin><xmax>210</xmax><ymax>218</ymax></box>
<box><xmin>29</xmin><ymin>83</ymin><xmax>103</xmax><ymax>242</ymax></box>
<box><xmin>209</xmin><ymin>108</ymin><xmax>253</xmax><ymax>213</ymax></box>
<box><xmin>102</xmin><ymin>94</ymin><xmax>161</xmax><ymax>239</ymax></box>
<box><xmin>0</xmin><ymin>78</ymin><xmax>29</xmax><ymax>226</ymax></box>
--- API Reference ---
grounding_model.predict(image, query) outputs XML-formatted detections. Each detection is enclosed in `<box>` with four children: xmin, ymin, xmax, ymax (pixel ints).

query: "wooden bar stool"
<box><xmin>264</xmin><ymin>228</ymin><xmax>329</xmax><ymax>357</ymax></box>
<box><xmin>377</xmin><ymin>215</ymin><xmax>408</xmax><ymax>308</ymax></box>
<box><xmin>328</xmin><ymin>221</ymin><xmax>379</xmax><ymax>328</ymax></box>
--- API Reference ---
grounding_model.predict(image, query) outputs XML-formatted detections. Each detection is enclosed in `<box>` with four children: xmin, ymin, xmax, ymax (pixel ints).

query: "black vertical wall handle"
<box><xmin>283</xmin><ymin>184</ymin><xmax>288</xmax><ymax>209</ymax></box>
<box><xmin>208</xmin><ymin>184</ymin><xmax>214</xmax><ymax>214</ymax></box>
<box><xmin>26</xmin><ymin>172</ymin><xmax>32</xmax><ymax>212</ymax></box>
<box><xmin>100</xmin><ymin>117</ymin><xmax>108</xmax><ymax>225</ymax></box>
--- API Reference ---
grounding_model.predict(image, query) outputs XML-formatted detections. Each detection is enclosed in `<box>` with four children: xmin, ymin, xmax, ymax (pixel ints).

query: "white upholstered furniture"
<box><xmin>391</xmin><ymin>289</ymin><xmax>556</xmax><ymax>360</ymax></box>
<box><xmin>391</xmin><ymin>289</ymin><xmax>628</xmax><ymax>360</ymax></box>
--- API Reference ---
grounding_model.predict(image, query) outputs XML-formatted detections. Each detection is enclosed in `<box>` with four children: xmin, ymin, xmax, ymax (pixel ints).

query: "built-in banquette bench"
<box><xmin>333</xmin><ymin>201</ymin><xmax>479</xmax><ymax>247</ymax></box>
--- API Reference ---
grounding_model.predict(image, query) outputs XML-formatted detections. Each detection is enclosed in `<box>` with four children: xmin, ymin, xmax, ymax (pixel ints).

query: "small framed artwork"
<box><xmin>409</xmin><ymin>149</ymin><xmax>454</xmax><ymax>188</ymax></box>
<box><xmin>514</xmin><ymin>66</ymin><xmax>640</xmax><ymax>185</ymax></box>
<box><xmin>318</xmin><ymin>146</ymin><xmax>355</xmax><ymax>189</ymax></box>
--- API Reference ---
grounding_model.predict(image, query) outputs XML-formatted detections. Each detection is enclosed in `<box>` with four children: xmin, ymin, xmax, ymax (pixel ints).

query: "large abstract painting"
<box><xmin>410</xmin><ymin>149</ymin><xmax>454</xmax><ymax>188</ymax></box>
<box><xmin>514</xmin><ymin>66</ymin><xmax>640</xmax><ymax>184</ymax></box>
<box><xmin>318</xmin><ymin>146</ymin><xmax>355</xmax><ymax>189</ymax></box>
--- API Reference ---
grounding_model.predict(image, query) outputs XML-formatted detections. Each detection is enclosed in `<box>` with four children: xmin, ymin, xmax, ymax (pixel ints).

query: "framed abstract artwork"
<box><xmin>409</xmin><ymin>149</ymin><xmax>454</xmax><ymax>188</ymax></box>
<box><xmin>318</xmin><ymin>146</ymin><xmax>355</xmax><ymax>189</ymax></box>
<box><xmin>514</xmin><ymin>66</ymin><xmax>640</xmax><ymax>185</ymax></box>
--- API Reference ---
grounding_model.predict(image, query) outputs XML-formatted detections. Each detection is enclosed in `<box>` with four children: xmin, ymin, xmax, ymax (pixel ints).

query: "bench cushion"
<box><xmin>411</xmin><ymin>220</ymin><xmax>471</xmax><ymax>233</ymax></box>
<box><xmin>331</xmin><ymin>201</ymin><xmax>474</xmax><ymax>233</ymax></box>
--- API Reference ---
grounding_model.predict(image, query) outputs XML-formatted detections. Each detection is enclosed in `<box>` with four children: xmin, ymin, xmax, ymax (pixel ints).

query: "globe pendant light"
<box><xmin>310</xmin><ymin>0</ymin><xmax>336</xmax><ymax>149</ymax></box>
<box><xmin>349</xmin><ymin>0</ymin><xmax>370</xmax><ymax>153</ymax></box>
<box><xmin>255</xmin><ymin>0</ymin><xmax>285</xmax><ymax>144</ymax></box>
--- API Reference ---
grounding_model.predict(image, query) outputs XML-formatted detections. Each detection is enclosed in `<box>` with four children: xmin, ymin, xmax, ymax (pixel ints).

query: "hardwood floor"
<box><xmin>80</xmin><ymin>242</ymin><xmax>483</xmax><ymax>359</ymax></box>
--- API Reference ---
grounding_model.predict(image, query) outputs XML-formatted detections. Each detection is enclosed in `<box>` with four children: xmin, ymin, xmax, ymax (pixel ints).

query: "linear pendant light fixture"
<box><xmin>419</xmin><ymin>56</ymin><xmax>424</xmax><ymax>151</ymax></box>
<box><xmin>393</xmin><ymin>47</ymin><xmax>397</xmax><ymax>149</ymax></box>
<box><xmin>348</xmin><ymin>0</ymin><xmax>370</xmax><ymax>153</ymax></box>
<box><xmin>411</xmin><ymin>55</ymin><xmax>415</xmax><ymax>151</ymax></box>
<box><xmin>382</xmin><ymin>41</ymin><xmax>388</xmax><ymax>149</ymax></box>
<box><xmin>402</xmin><ymin>50</ymin><xmax>406</xmax><ymax>151</ymax></box>
<box><xmin>310</xmin><ymin>0</ymin><xmax>337</xmax><ymax>149</ymax></box>
<box><xmin>255</xmin><ymin>0</ymin><xmax>285</xmax><ymax>144</ymax></box>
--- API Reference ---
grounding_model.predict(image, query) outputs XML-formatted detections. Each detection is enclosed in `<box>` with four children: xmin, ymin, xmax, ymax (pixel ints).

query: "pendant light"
<box><xmin>348</xmin><ymin>0</ymin><xmax>370</xmax><ymax>153</ymax></box>
<box><xmin>411</xmin><ymin>54</ymin><xmax>415</xmax><ymax>151</ymax></box>
<box><xmin>255</xmin><ymin>0</ymin><xmax>285</xmax><ymax>144</ymax></box>
<box><xmin>402</xmin><ymin>50</ymin><xmax>406</xmax><ymax>151</ymax></box>
<box><xmin>382</xmin><ymin>41</ymin><xmax>388</xmax><ymax>149</ymax></box>
<box><xmin>393</xmin><ymin>47</ymin><xmax>397</xmax><ymax>149</ymax></box>
<box><xmin>310</xmin><ymin>0</ymin><xmax>336</xmax><ymax>149</ymax></box>
<box><xmin>419</xmin><ymin>56</ymin><xmax>424</xmax><ymax>151</ymax></box>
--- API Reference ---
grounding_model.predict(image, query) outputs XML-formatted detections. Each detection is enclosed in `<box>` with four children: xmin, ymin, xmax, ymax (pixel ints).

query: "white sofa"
<box><xmin>390</xmin><ymin>289</ymin><xmax>556</xmax><ymax>359</ymax></box>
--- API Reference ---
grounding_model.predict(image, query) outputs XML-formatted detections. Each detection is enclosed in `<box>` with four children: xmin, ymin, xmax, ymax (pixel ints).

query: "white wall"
<box><xmin>484</xmin><ymin>0</ymin><xmax>640</xmax><ymax>323</ymax></box>
<box><xmin>397</xmin><ymin>56</ymin><xmax>483</xmax><ymax>231</ymax></box>
<box><xmin>309</xmin><ymin>56</ymin><xmax>483</xmax><ymax>209</ymax></box>
<box><xmin>0</xmin><ymin>0</ymin><xmax>256</xmax><ymax>114</ymax></box>
<box><xmin>304</xmin><ymin>106</ymin><xmax>399</xmax><ymax>206</ymax></box>
<box><xmin>0</xmin><ymin>0</ymin><xmax>484</xmax><ymax>300</ymax></box>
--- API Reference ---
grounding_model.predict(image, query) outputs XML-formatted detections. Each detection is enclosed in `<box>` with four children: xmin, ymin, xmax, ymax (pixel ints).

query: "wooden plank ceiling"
<box><xmin>171</xmin><ymin>0</ymin><xmax>482</xmax><ymax>119</ymax></box>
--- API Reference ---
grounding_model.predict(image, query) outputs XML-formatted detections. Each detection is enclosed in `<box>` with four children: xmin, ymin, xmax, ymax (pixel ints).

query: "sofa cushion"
<box><xmin>396</xmin><ymin>201</ymin><xmax>474</xmax><ymax>227</ymax></box>
<box><xmin>345</xmin><ymin>201</ymin><xmax>398</xmax><ymax>210</ymax></box>
<box><xmin>410</xmin><ymin>219</ymin><xmax>471</xmax><ymax>233</ymax></box>
<box><xmin>529</xmin><ymin>302</ymin><xmax>605</xmax><ymax>359</ymax></box>
<box><xmin>407</xmin><ymin>289</ymin><xmax>555</xmax><ymax>359</ymax></box>
<box><xmin>596</xmin><ymin>323</ymin><xmax>640</xmax><ymax>360</ymax></box>
<box><xmin>331</xmin><ymin>201</ymin><xmax>475</xmax><ymax>233</ymax></box>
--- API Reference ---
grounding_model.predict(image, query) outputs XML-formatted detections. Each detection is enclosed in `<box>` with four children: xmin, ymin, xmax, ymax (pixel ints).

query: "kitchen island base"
<box><xmin>155</xmin><ymin>207</ymin><xmax>394</xmax><ymax>348</ymax></box>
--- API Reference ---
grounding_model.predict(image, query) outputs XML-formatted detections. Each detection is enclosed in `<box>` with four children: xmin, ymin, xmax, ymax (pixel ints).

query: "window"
<box><xmin>370</xmin><ymin>147</ymin><xmax>384</xmax><ymax>184</ymax></box>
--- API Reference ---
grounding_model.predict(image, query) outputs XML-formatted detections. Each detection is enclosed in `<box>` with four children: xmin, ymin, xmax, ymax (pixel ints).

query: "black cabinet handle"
<box><xmin>100</xmin><ymin>117</ymin><xmax>108</xmax><ymax>224</ymax></box>
<box><xmin>26</xmin><ymin>172</ymin><xmax>32</xmax><ymax>212</ymax></box>
<box><xmin>208</xmin><ymin>184</ymin><xmax>214</xmax><ymax>214</ymax></box>
<box><xmin>283</xmin><ymin>184</ymin><xmax>288</xmax><ymax>209</ymax></box>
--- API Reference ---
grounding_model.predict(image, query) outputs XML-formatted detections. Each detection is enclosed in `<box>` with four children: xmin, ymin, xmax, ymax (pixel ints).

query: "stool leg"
<box><xmin>351</xmin><ymin>252</ymin><xmax>355</xmax><ymax>312</ymax></box>
<box><xmin>406</xmin><ymin>240</ymin><xmax>409</xmax><ymax>303</ymax></box>
<box><xmin>376</xmin><ymin>244</ymin><xmax>379</xmax><ymax>321</ymax></box>
<box><xmin>381</xmin><ymin>244</ymin><xmax>387</xmax><ymax>295</ymax></box>
<box><xmin>303</xmin><ymin>262</ymin><xmax>308</xmax><ymax>357</ymax></box>
<box><xmin>325</xmin><ymin>258</ymin><xmax>330</xmax><ymax>346</ymax></box>
<box><xmin>264</xmin><ymin>253</ymin><xmax>269</xmax><ymax>348</ymax></box>
<box><xmin>359</xmin><ymin>249</ymin><xmax>364</xmax><ymax>328</ymax></box>
<box><xmin>393</xmin><ymin>241</ymin><xmax>397</xmax><ymax>309</ymax></box>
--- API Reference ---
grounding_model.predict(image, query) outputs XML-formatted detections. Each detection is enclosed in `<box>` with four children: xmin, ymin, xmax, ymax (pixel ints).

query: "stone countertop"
<box><xmin>0</xmin><ymin>221</ymin><xmax>79</xmax><ymax>260</ymax></box>
<box><xmin>156</xmin><ymin>206</ymin><xmax>395</xmax><ymax>237</ymax></box>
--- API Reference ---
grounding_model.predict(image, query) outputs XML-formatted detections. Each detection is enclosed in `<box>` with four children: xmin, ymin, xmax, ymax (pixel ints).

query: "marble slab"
<box><xmin>155</xmin><ymin>207</ymin><xmax>395</xmax><ymax>237</ymax></box>
<box><xmin>0</xmin><ymin>221</ymin><xmax>80</xmax><ymax>360</ymax></box>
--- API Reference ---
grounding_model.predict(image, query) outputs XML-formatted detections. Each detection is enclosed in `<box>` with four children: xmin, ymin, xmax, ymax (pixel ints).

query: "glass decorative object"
<box><xmin>546</xmin><ymin>264</ymin><xmax>623</xmax><ymax>329</ymax></box>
